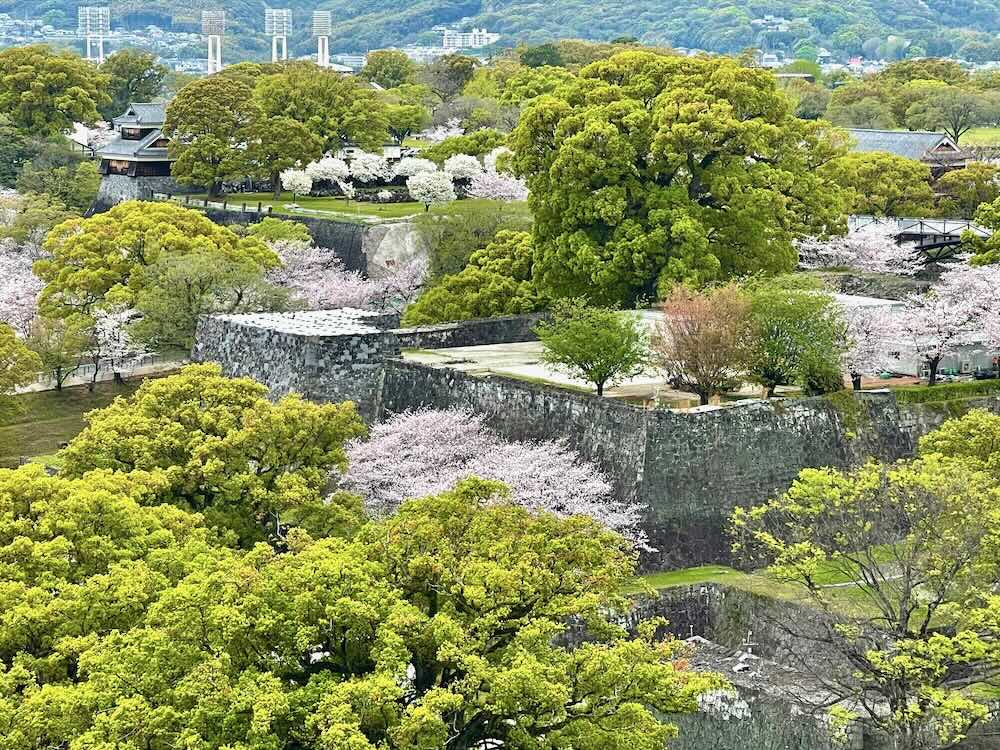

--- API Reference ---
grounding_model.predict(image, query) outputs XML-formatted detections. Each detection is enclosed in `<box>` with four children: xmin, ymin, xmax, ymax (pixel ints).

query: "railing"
<box><xmin>26</xmin><ymin>353</ymin><xmax>184</xmax><ymax>389</ymax></box>
<box><xmin>151</xmin><ymin>193</ymin><xmax>273</xmax><ymax>215</ymax></box>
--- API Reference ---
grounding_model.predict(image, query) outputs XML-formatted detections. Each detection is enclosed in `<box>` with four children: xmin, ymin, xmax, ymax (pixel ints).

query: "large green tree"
<box><xmin>733</xmin><ymin>453</ymin><xmax>1000</xmax><ymax>750</ymax></box>
<box><xmin>402</xmin><ymin>230</ymin><xmax>545</xmax><ymax>325</ymax></box>
<box><xmin>254</xmin><ymin>64</ymin><xmax>389</xmax><ymax>154</ymax></box>
<box><xmin>903</xmin><ymin>85</ymin><xmax>997</xmax><ymax>143</ymax></box>
<box><xmin>508</xmin><ymin>51</ymin><xmax>847</xmax><ymax>306</ymax></box>
<box><xmin>35</xmin><ymin>200</ymin><xmax>276</xmax><ymax>317</ymax></box>
<box><xmin>0</xmin><ymin>45</ymin><xmax>109</xmax><ymax>134</ymax></box>
<box><xmin>361</xmin><ymin>49</ymin><xmax>416</xmax><ymax>89</ymax></box>
<box><xmin>163</xmin><ymin>76</ymin><xmax>260</xmax><ymax>197</ymax></box>
<box><xmin>820</xmin><ymin>151</ymin><xmax>936</xmax><ymax>217</ymax></box>
<box><xmin>98</xmin><ymin>49</ymin><xmax>168</xmax><ymax>120</ymax></box>
<box><xmin>0</xmin><ymin>324</ymin><xmax>41</xmax><ymax>421</ymax></box>
<box><xmin>244</xmin><ymin>115</ymin><xmax>323</xmax><ymax>198</ymax></box>
<box><xmin>59</xmin><ymin>363</ymin><xmax>365</xmax><ymax>543</ymax></box>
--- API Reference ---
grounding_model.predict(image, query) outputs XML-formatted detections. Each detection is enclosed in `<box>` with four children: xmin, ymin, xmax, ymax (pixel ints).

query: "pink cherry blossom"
<box><xmin>341</xmin><ymin>408</ymin><xmax>650</xmax><ymax>548</ymax></box>
<box><xmin>797</xmin><ymin>224</ymin><xmax>922</xmax><ymax>276</ymax></box>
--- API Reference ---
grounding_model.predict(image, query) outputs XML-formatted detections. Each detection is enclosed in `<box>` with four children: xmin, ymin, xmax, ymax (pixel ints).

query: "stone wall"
<box><xmin>393</xmin><ymin>313</ymin><xmax>547</xmax><ymax>350</ymax></box>
<box><xmin>93</xmin><ymin>175</ymin><xmax>195</xmax><ymax>212</ymax></box>
<box><xmin>379</xmin><ymin>361</ymin><xmax>1000</xmax><ymax>568</ymax></box>
<box><xmin>202</xmin><ymin>208</ymin><xmax>369</xmax><ymax>273</ymax></box>
<box><xmin>193</xmin><ymin>310</ymin><xmax>399</xmax><ymax>420</ymax></box>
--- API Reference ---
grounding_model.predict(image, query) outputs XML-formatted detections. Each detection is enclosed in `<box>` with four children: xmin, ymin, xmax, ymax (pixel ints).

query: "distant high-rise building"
<box><xmin>441</xmin><ymin>27</ymin><xmax>499</xmax><ymax>50</ymax></box>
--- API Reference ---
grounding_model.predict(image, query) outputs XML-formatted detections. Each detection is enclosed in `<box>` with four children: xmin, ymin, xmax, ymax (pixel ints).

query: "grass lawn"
<box><xmin>0</xmin><ymin>379</ymin><xmax>146</xmax><ymax>467</ymax></box>
<box><xmin>187</xmin><ymin>192</ymin><xmax>525</xmax><ymax>223</ymax></box>
<box><xmin>961</xmin><ymin>126</ymin><xmax>1000</xmax><ymax>146</ymax></box>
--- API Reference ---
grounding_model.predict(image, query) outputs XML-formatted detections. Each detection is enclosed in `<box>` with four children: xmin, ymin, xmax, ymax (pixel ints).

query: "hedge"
<box><xmin>893</xmin><ymin>379</ymin><xmax>1000</xmax><ymax>404</ymax></box>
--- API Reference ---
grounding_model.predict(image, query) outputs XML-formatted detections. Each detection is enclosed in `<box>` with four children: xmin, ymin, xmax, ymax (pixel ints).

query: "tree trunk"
<box><xmin>424</xmin><ymin>204</ymin><xmax>430</xmax><ymax>212</ymax></box>
<box><xmin>927</xmin><ymin>357</ymin><xmax>941</xmax><ymax>386</ymax></box>
<box><xmin>852</xmin><ymin>373</ymin><xmax>862</xmax><ymax>391</ymax></box>
<box><xmin>766</xmin><ymin>384</ymin><xmax>776</xmax><ymax>398</ymax></box>
<box><xmin>596</xmin><ymin>381</ymin><xmax>605</xmax><ymax>396</ymax></box>
<box><xmin>54</xmin><ymin>367</ymin><xmax>64</xmax><ymax>391</ymax></box>
<box><xmin>699</xmin><ymin>391</ymin><xmax>710</xmax><ymax>406</ymax></box>
<box><xmin>207</xmin><ymin>181</ymin><xmax>221</xmax><ymax>199</ymax></box>
<box><xmin>272</xmin><ymin>172</ymin><xmax>282</xmax><ymax>200</ymax></box>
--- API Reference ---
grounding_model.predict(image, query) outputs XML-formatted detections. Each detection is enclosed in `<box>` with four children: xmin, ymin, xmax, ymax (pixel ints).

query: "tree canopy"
<box><xmin>0</xmin><ymin>45</ymin><xmax>109</xmax><ymax>134</ymax></box>
<box><xmin>508</xmin><ymin>51</ymin><xmax>847</xmax><ymax>306</ymax></box>
<box><xmin>98</xmin><ymin>49</ymin><xmax>168</xmax><ymax>120</ymax></box>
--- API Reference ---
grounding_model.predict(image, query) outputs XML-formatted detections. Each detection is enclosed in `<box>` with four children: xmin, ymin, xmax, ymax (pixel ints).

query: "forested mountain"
<box><xmin>7</xmin><ymin>0</ymin><xmax>1000</xmax><ymax>57</ymax></box>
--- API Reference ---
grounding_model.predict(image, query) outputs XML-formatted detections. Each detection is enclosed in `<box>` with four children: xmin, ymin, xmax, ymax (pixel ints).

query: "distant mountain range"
<box><xmin>5</xmin><ymin>0</ymin><xmax>1000</xmax><ymax>59</ymax></box>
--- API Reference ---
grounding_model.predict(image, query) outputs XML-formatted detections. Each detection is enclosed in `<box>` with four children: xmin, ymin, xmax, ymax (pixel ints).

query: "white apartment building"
<box><xmin>441</xmin><ymin>27</ymin><xmax>499</xmax><ymax>50</ymax></box>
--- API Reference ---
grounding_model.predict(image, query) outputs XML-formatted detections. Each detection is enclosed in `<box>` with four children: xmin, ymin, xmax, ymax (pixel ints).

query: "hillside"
<box><xmin>6</xmin><ymin>0</ymin><xmax>1000</xmax><ymax>56</ymax></box>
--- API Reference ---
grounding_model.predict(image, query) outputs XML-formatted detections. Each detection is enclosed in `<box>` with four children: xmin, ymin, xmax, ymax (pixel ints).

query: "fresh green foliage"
<box><xmin>745</xmin><ymin>277</ymin><xmax>847</xmax><ymax>397</ymax></box>
<box><xmin>98</xmin><ymin>49</ymin><xmax>168</xmax><ymax>120</ymax></box>
<box><xmin>421</xmin><ymin>129</ymin><xmax>506</xmax><ymax>164</ymax></box>
<box><xmin>255</xmin><ymin>63</ymin><xmax>390</xmax><ymax>154</ymax></box>
<box><xmin>0</xmin><ymin>323</ymin><xmax>41</xmax><ymax>420</ymax></box>
<box><xmin>402</xmin><ymin>230</ymin><xmax>545</xmax><ymax>325</ymax></box>
<box><xmin>534</xmin><ymin>298</ymin><xmax>650</xmax><ymax>396</ymax></box>
<box><xmin>894</xmin><ymin>379</ymin><xmax>1000</xmax><ymax>404</ymax></box>
<box><xmin>15</xmin><ymin>159</ymin><xmax>100</xmax><ymax>212</ymax></box>
<box><xmin>362</xmin><ymin>49</ymin><xmax>416</xmax><ymax>89</ymax></box>
<box><xmin>244</xmin><ymin>115</ymin><xmax>323</xmax><ymax>198</ymax></box>
<box><xmin>243</xmin><ymin>216</ymin><xmax>313</xmax><ymax>244</ymax></box>
<box><xmin>935</xmin><ymin>163</ymin><xmax>1000</xmax><ymax>218</ymax></box>
<box><xmin>0</xmin><ymin>44</ymin><xmax>109</xmax><ymax>134</ymax></box>
<box><xmin>35</xmin><ymin>200</ymin><xmax>277</xmax><ymax>318</ymax></box>
<box><xmin>733</xmin><ymin>454</ymin><xmax>1000</xmax><ymax>749</ymax></box>
<box><xmin>508</xmin><ymin>52</ymin><xmax>847</xmax><ymax>306</ymax></box>
<box><xmin>59</xmin><ymin>363</ymin><xmax>366</xmax><ymax>544</ymax></box>
<box><xmin>820</xmin><ymin>151</ymin><xmax>936</xmax><ymax>218</ymax></box>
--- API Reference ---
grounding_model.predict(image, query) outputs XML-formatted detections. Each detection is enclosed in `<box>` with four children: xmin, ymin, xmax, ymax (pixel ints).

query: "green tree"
<box><xmin>254</xmin><ymin>64</ymin><xmax>389</xmax><ymax>154</ymax></box>
<box><xmin>361</xmin><ymin>49</ymin><xmax>416</xmax><ymax>89</ymax></box>
<box><xmin>534</xmin><ymin>297</ymin><xmax>650</xmax><ymax>396</ymax></box>
<box><xmin>0</xmin><ymin>114</ymin><xmax>38</xmax><ymax>187</ymax></box>
<box><xmin>732</xmin><ymin>454</ymin><xmax>1000</xmax><ymax>750</ymax></box>
<box><xmin>498</xmin><ymin>65</ymin><xmax>575</xmax><ymax>104</ymax></box>
<box><xmin>35</xmin><ymin>200</ymin><xmax>277</xmax><ymax>317</ymax></box>
<box><xmin>25</xmin><ymin>315</ymin><xmax>88</xmax><ymax>390</ymax></box>
<box><xmin>98</xmin><ymin>49</ymin><xmax>168</xmax><ymax>120</ymax></box>
<box><xmin>935</xmin><ymin>163</ymin><xmax>1000</xmax><ymax>218</ymax></box>
<box><xmin>904</xmin><ymin>85</ymin><xmax>997</xmax><ymax>143</ymax></box>
<box><xmin>0</xmin><ymin>470</ymin><xmax>719</xmax><ymax>749</ymax></box>
<box><xmin>919</xmin><ymin>408</ymin><xmax>1000</xmax><ymax>479</ymax></box>
<box><xmin>826</xmin><ymin>96</ymin><xmax>896</xmax><ymax>128</ymax></box>
<box><xmin>402</xmin><ymin>230</ymin><xmax>544</xmax><ymax>325</ymax></box>
<box><xmin>130</xmin><ymin>251</ymin><xmax>285</xmax><ymax>350</ymax></box>
<box><xmin>244</xmin><ymin>115</ymin><xmax>323</xmax><ymax>199</ymax></box>
<box><xmin>15</xmin><ymin>159</ymin><xmax>100</xmax><ymax>212</ymax></box>
<box><xmin>745</xmin><ymin>277</ymin><xmax>847</xmax><ymax>397</ymax></box>
<box><xmin>520</xmin><ymin>43</ymin><xmax>565</xmax><ymax>68</ymax></box>
<box><xmin>415</xmin><ymin>200</ymin><xmax>532</xmax><ymax>279</ymax></box>
<box><xmin>243</xmin><ymin>216</ymin><xmax>312</xmax><ymax>244</ymax></box>
<box><xmin>780</xmin><ymin>79</ymin><xmax>831</xmax><ymax>120</ymax></box>
<box><xmin>420</xmin><ymin>54</ymin><xmax>479</xmax><ymax>102</ymax></box>
<box><xmin>509</xmin><ymin>51</ymin><xmax>847</xmax><ymax>306</ymax></box>
<box><xmin>385</xmin><ymin>102</ymin><xmax>431</xmax><ymax>144</ymax></box>
<box><xmin>59</xmin><ymin>363</ymin><xmax>366</xmax><ymax>543</ymax></box>
<box><xmin>968</xmin><ymin>195</ymin><xmax>1000</xmax><ymax>263</ymax></box>
<box><xmin>887</xmin><ymin>78</ymin><xmax>948</xmax><ymax>126</ymax></box>
<box><xmin>163</xmin><ymin>76</ymin><xmax>260</xmax><ymax>197</ymax></box>
<box><xmin>0</xmin><ymin>192</ymin><xmax>73</xmax><ymax>245</ymax></box>
<box><xmin>0</xmin><ymin>323</ymin><xmax>41</xmax><ymax>419</ymax></box>
<box><xmin>875</xmin><ymin>57</ymin><xmax>969</xmax><ymax>86</ymax></box>
<box><xmin>820</xmin><ymin>151</ymin><xmax>936</xmax><ymax>217</ymax></box>
<box><xmin>421</xmin><ymin>128</ymin><xmax>506</xmax><ymax>164</ymax></box>
<box><xmin>0</xmin><ymin>45</ymin><xmax>109</xmax><ymax>134</ymax></box>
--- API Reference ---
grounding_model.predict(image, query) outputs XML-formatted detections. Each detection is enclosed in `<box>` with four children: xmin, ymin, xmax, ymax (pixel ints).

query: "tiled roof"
<box><xmin>113</xmin><ymin>102</ymin><xmax>167</xmax><ymax>127</ymax></box>
<box><xmin>847</xmin><ymin>129</ymin><xmax>952</xmax><ymax>161</ymax></box>
<box><xmin>98</xmin><ymin>127</ymin><xmax>170</xmax><ymax>161</ymax></box>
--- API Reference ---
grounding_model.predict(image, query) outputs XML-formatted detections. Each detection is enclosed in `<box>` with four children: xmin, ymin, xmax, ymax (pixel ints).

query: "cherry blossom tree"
<box><xmin>443</xmin><ymin>153</ymin><xmax>483</xmax><ymax>179</ymax></box>
<box><xmin>341</xmin><ymin>408</ymin><xmax>649</xmax><ymax>548</ymax></box>
<box><xmin>842</xmin><ymin>305</ymin><xmax>899</xmax><ymax>389</ymax></box>
<box><xmin>83</xmin><ymin>305</ymin><xmax>149</xmax><ymax>389</ymax></box>
<box><xmin>416</xmin><ymin>118</ymin><xmax>463</xmax><ymax>143</ymax></box>
<box><xmin>484</xmin><ymin>146</ymin><xmax>514</xmax><ymax>174</ymax></box>
<box><xmin>349</xmin><ymin>152</ymin><xmax>391</xmax><ymax>183</ymax></box>
<box><xmin>279</xmin><ymin>168</ymin><xmax>312</xmax><ymax>198</ymax></box>
<box><xmin>0</xmin><ymin>240</ymin><xmax>42</xmax><ymax>337</ymax></box>
<box><xmin>305</xmin><ymin>156</ymin><xmax>350</xmax><ymax>183</ymax></box>
<box><xmin>466</xmin><ymin>169</ymin><xmax>529</xmax><ymax>201</ymax></box>
<box><xmin>267</xmin><ymin>239</ymin><xmax>425</xmax><ymax>313</ymax></box>
<box><xmin>406</xmin><ymin>171</ymin><xmax>456</xmax><ymax>211</ymax></box>
<box><xmin>393</xmin><ymin>157</ymin><xmax>437</xmax><ymax>177</ymax></box>
<box><xmin>797</xmin><ymin>224</ymin><xmax>922</xmax><ymax>276</ymax></box>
